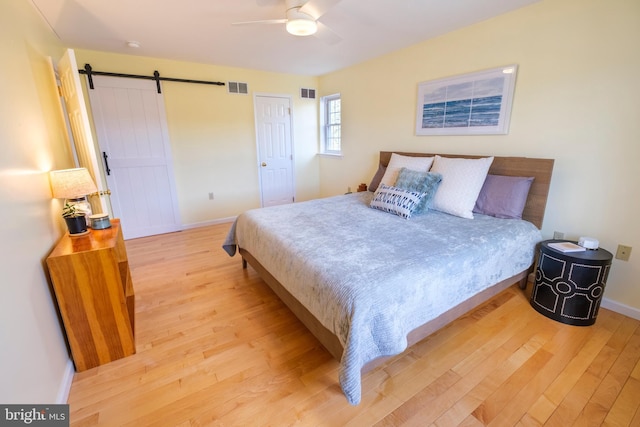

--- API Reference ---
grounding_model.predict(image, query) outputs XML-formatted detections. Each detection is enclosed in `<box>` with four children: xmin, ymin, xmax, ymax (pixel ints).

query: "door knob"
<box><xmin>261</xmin><ymin>162</ymin><xmax>267</xmax><ymax>167</ymax></box>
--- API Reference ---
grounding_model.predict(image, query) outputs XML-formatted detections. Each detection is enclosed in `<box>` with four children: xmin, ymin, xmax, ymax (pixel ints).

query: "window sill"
<box><xmin>317</xmin><ymin>152</ymin><xmax>343</xmax><ymax>159</ymax></box>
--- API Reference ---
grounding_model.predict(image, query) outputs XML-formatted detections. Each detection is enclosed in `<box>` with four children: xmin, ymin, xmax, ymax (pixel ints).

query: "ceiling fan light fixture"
<box><xmin>286</xmin><ymin>18</ymin><xmax>318</xmax><ymax>36</ymax></box>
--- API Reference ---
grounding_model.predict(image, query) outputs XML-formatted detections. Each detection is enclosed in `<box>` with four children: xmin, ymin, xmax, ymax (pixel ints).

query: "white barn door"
<box><xmin>254</xmin><ymin>95</ymin><xmax>295</xmax><ymax>207</ymax></box>
<box><xmin>87</xmin><ymin>76</ymin><xmax>181</xmax><ymax>239</ymax></box>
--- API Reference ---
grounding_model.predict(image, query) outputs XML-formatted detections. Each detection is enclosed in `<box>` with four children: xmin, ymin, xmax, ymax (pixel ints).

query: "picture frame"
<box><xmin>415</xmin><ymin>64</ymin><xmax>518</xmax><ymax>136</ymax></box>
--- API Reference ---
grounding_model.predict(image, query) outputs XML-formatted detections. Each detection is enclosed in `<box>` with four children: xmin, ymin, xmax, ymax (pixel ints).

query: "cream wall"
<box><xmin>0</xmin><ymin>1</ymin><xmax>76</xmax><ymax>403</ymax></box>
<box><xmin>74</xmin><ymin>50</ymin><xmax>321</xmax><ymax>225</ymax></box>
<box><xmin>318</xmin><ymin>0</ymin><xmax>640</xmax><ymax>312</ymax></box>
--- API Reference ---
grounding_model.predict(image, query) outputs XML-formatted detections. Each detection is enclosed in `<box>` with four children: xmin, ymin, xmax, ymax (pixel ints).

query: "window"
<box><xmin>321</xmin><ymin>93</ymin><xmax>341</xmax><ymax>155</ymax></box>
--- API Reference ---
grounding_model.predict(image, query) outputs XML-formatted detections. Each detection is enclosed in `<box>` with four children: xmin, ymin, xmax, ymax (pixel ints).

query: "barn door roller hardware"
<box><xmin>79</xmin><ymin>64</ymin><xmax>225</xmax><ymax>94</ymax></box>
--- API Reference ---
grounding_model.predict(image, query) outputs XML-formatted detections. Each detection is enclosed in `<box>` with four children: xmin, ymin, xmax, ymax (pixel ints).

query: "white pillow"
<box><xmin>380</xmin><ymin>153</ymin><xmax>434</xmax><ymax>187</ymax></box>
<box><xmin>430</xmin><ymin>155</ymin><xmax>494</xmax><ymax>219</ymax></box>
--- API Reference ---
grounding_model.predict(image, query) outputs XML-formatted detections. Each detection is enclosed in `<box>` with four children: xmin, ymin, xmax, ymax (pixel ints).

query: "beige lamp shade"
<box><xmin>50</xmin><ymin>168</ymin><xmax>97</xmax><ymax>199</ymax></box>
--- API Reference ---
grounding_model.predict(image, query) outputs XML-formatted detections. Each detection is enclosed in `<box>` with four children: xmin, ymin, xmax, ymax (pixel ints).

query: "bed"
<box><xmin>223</xmin><ymin>151</ymin><xmax>554</xmax><ymax>405</ymax></box>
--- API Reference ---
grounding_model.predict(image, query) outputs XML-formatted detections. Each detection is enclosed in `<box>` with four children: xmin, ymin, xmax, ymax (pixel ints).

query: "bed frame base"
<box><xmin>240</xmin><ymin>247</ymin><xmax>529</xmax><ymax>373</ymax></box>
<box><xmin>240</xmin><ymin>248</ymin><xmax>344</xmax><ymax>360</ymax></box>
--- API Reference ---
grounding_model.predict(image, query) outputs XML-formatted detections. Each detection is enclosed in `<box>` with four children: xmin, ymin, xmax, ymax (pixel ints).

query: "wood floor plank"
<box><xmin>514</xmin><ymin>323</ymin><xmax>614</xmax><ymax>425</ymax></box>
<box><xmin>524</xmin><ymin>394</ymin><xmax>556</xmax><ymax>426</ymax></box>
<box><xmin>480</xmin><ymin>330</ymin><xmax>587</xmax><ymax>425</ymax></box>
<box><xmin>548</xmin><ymin>316</ymin><xmax>639</xmax><ymax>426</ymax></box>
<box><xmin>472</xmin><ymin>343</ymin><xmax>555</xmax><ymax>425</ymax></box>
<box><xmin>391</xmin><ymin>325</ymin><xmax>553</xmax><ymax>426</ymax></box>
<box><xmin>65</xmin><ymin>223</ymin><xmax>640</xmax><ymax>426</ymax></box>
<box><xmin>602</xmin><ymin>376</ymin><xmax>640</xmax><ymax>426</ymax></box>
<box><xmin>429</xmin><ymin>347</ymin><xmax>513</xmax><ymax>426</ymax></box>
<box><xmin>379</xmin><ymin>290</ymin><xmax>529</xmax><ymax>405</ymax></box>
<box><xmin>542</xmin><ymin>326</ymin><xmax>613</xmax><ymax>406</ymax></box>
<box><xmin>581</xmin><ymin>324</ymin><xmax>640</xmax><ymax>425</ymax></box>
<box><xmin>410</xmin><ymin>307</ymin><xmax>548</xmax><ymax>425</ymax></box>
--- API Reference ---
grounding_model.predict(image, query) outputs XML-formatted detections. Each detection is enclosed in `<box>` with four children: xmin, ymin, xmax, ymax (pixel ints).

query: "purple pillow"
<box><xmin>473</xmin><ymin>175</ymin><xmax>534</xmax><ymax>219</ymax></box>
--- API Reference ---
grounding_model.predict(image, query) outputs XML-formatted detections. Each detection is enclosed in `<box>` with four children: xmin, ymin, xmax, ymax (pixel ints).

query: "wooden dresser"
<box><xmin>46</xmin><ymin>219</ymin><xmax>135</xmax><ymax>371</ymax></box>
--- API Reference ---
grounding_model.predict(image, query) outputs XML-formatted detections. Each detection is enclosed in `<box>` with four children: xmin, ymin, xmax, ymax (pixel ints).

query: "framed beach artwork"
<box><xmin>415</xmin><ymin>65</ymin><xmax>518</xmax><ymax>136</ymax></box>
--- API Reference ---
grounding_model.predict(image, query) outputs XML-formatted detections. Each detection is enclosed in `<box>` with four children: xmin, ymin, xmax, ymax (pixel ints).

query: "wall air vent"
<box><xmin>228</xmin><ymin>81</ymin><xmax>248</xmax><ymax>95</ymax></box>
<box><xmin>300</xmin><ymin>88</ymin><xmax>316</xmax><ymax>99</ymax></box>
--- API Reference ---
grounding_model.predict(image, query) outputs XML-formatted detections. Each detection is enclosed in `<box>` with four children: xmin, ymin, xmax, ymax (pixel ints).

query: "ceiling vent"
<box><xmin>300</xmin><ymin>88</ymin><xmax>316</xmax><ymax>99</ymax></box>
<box><xmin>228</xmin><ymin>81</ymin><xmax>248</xmax><ymax>95</ymax></box>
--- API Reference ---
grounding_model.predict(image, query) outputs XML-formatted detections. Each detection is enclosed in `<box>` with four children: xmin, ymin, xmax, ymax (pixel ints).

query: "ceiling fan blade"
<box><xmin>299</xmin><ymin>0</ymin><xmax>342</xmax><ymax>20</ymax></box>
<box><xmin>314</xmin><ymin>21</ymin><xmax>342</xmax><ymax>45</ymax></box>
<box><xmin>232</xmin><ymin>18</ymin><xmax>288</xmax><ymax>26</ymax></box>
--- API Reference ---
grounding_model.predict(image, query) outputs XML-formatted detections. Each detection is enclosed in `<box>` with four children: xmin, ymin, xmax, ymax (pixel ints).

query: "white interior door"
<box><xmin>254</xmin><ymin>95</ymin><xmax>295</xmax><ymax>207</ymax></box>
<box><xmin>87</xmin><ymin>75</ymin><xmax>182</xmax><ymax>239</ymax></box>
<box><xmin>57</xmin><ymin>49</ymin><xmax>106</xmax><ymax>212</ymax></box>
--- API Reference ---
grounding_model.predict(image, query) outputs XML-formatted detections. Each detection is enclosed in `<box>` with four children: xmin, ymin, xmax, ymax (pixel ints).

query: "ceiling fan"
<box><xmin>233</xmin><ymin>0</ymin><xmax>342</xmax><ymax>43</ymax></box>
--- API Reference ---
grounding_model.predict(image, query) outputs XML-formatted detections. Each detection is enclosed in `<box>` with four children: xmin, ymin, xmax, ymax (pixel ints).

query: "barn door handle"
<box><xmin>103</xmin><ymin>152</ymin><xmax>111</xmax><ymax>176</ymax></box>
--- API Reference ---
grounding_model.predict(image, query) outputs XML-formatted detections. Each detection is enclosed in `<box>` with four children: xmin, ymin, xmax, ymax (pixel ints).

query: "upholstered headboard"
<box><xmin>379</xmin><ymin>152</ymin><xmax>554</xmax><ymax>229</ymax></box>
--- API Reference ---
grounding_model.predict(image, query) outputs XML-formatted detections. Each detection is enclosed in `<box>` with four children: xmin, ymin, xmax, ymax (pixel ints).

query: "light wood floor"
<box><xmin>67</xmin><ymin>223</ymin><xmax>640</xmax><ymax>426</ymax></box>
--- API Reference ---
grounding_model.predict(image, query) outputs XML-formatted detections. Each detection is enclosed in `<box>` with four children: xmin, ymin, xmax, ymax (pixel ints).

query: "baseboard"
<box><xmin>56</xmin><ymin>360</ymin><xmax>74</xmax><ymax>404</ymax></box>
<box><xmin>181</xmin><ymin>216</ymin><xmax>236</xmax><ymax>230</ymax></box>
<box><xmin>601</xmin><ymin>297</ymin><xmax>640</xmax><ymax>321</ymax></box>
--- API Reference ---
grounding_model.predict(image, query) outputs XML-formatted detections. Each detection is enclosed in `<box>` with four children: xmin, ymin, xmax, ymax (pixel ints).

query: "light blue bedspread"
<box><xmin>222</xmin><ymin>192</ymin><xmax>541</xmax><ymax>404</ymax></box>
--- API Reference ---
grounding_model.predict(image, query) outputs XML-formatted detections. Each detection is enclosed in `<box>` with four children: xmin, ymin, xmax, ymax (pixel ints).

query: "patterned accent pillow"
<box><xmin>394</xmin><ymin>168</ymin><xmax>443</xmax><ymax>214</ymax></box>
<box><xmin>369</xmin><ymin>183</ymin><xmax>424</xmax><ymax>219</ymax></box>
<box><xmin>430</xmin><ymin>155</ymin><xmax>494</xmax><ymax>219</ymax></box>
<box><xmin>379</xmin><ymin>153</ymin><xmax>434</xmax><ymax>187</ymax></box>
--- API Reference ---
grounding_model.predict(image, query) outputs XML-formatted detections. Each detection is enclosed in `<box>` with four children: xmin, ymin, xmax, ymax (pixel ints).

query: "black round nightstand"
<box><xmin>530</xmin><ymin>240</ymin><xmax>613</xmax><ymax>326</ymax></box>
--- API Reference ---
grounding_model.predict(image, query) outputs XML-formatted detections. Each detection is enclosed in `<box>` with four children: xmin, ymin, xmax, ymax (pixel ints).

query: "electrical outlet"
<box><xmin>208</xmin><ymin>192</ymin><xmax>214</xmax><ymax>200</ymax></box>
<box><xmin>553</xmin><ymin>231</ymin><xmax>565</xmax><ymax>239</ymax></box>
<box><xmin>616</xmin><ymin>245</ymin><xmax>632</xmax><ymax>261</ymax></box>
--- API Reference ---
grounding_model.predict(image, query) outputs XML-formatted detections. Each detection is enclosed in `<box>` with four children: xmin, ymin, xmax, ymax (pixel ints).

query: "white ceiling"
<box><xmin>30</xmin><ymin>0</ymin><xmax>540</xmax><ymax>76</ymax></box>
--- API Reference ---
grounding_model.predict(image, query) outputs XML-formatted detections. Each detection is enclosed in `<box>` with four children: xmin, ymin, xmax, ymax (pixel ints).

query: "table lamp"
<box><xmin>50</xmin><ymin>168</ymin><xmax>98</xmax><ymax>234</ymax></box>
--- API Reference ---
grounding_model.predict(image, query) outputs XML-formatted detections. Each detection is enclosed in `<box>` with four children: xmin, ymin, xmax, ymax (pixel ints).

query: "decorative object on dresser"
<box><xmin>46</xmin><ymin>219</ymin><xmax>135</xmax><ymax>371</ymax></box>
<box><xmin>61</xmin><ymin>202</ymin><xmax>88</xmax><ymax>235</ymax></box>
<box><xmin>89</xmin><ymin>213</ymin><xmax>111</xmax><ymax>230</ymax></box>
<box><xmin>531</xmin><ymin>240</ymin><xmax>613</xmax><ymax>326</ymax></box>
<box><xmin>49</xmin><ymin>168</ymin><xmax>97</xmax><ymax>233</ymax></box>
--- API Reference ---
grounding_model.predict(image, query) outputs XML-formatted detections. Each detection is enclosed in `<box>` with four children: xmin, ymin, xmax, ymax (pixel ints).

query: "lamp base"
<box><xmin>66</xmin><ymin>197</ymin><xmax>92</xmax><ymax>226</ymax></box>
